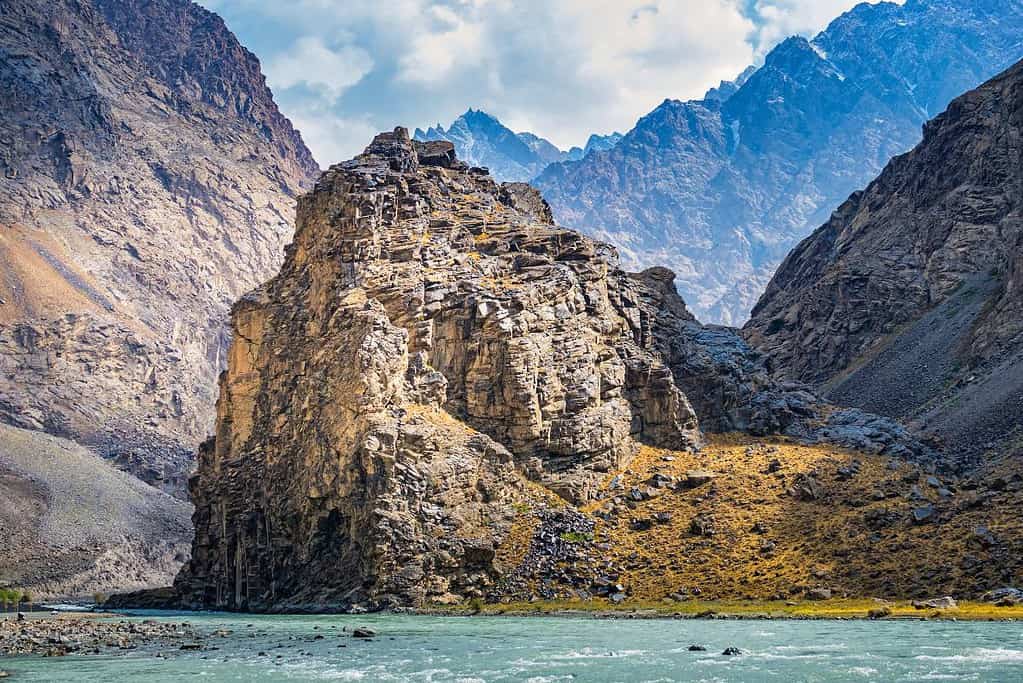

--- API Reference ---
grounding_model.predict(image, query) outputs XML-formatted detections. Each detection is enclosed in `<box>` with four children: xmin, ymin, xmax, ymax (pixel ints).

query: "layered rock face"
<box><xmin>0</xmin><ymin>0</ymin><xmax>318</xmax><ymax>493</ymax></box>
<box><xmin>746</xmin><ymin>58</ymin><xmax>1023</xmax><ymax>461</ymax></box>
<box><xmin>175</xmin><ymin>130</ymin><xmax>700</xmax><ymax>609</ymax></box>
<box><xmin>176</xmin><ymin>130</ymin><xmax>933</xmax><ymax>611</ymax></box>
<box><xmin>535</xmin><ymin>0</ymin><xmax>1023</xmax><ymax>324</ymax></box>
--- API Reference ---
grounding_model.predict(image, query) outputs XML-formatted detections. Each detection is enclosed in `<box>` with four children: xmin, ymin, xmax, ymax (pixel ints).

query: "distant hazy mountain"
<box><xmin>414</xmin><ymin>109</ymin><xmax>622</xmax><ymax>182</ymax></box>
<box><xmin>535</xmin><ymin>0</ymin><xmax>1023</xmax><ymax>325</ymax></box>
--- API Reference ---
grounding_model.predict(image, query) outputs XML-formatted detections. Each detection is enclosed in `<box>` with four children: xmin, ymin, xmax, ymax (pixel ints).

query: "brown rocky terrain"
<box><xmin>173</xmin><ymin>130</ymin><xmax>937</xmax><ymax>612</ymax></box>
<box><xmin>0</xmin><ymin>0</ymin><xmax>317</xmax><ymax>597</ymax></box>
<box><xmin>745</xmin><ymin>58</ymin><xmax>1023</xmax><ymax>463</ymax></box>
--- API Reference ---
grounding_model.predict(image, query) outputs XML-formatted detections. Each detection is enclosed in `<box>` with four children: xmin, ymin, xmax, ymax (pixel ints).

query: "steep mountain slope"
<box><xmin>535</xmin><ymin>0</ymin><xmax>1023</xmax><ymax>325</ymax></box>
<box><xmin>170</xmin><ymin>130</ymin><xmax>935</xmax><ymax>612</ymax></box>
<box><xmin>414</xmin><ymin>110</ymin><xmax>620</xmax><ymax>182</ymax></box>
<box><xmin>746</xmin><ymin>58</ymin><xmax>1023</xmax><ymax>463</ymax></box>
<box><xmin>0</xmin><ymin>0</ymin><xmax>319</xmax><ymax>494</ymax></box>
<box><xmin>0</xmin><ymin>423</ymin><xmax>191</xmax><ymax>600</ymax></box>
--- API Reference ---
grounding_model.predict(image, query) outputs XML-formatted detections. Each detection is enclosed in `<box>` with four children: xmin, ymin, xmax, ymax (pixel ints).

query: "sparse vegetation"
<box><xmin>573</xmin><ymin>435</ymin><xmax>1023</xmax><ymax>602</ymax></box>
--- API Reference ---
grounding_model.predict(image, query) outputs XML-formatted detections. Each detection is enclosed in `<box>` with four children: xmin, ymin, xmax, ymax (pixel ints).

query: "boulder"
<box><xmin>806</xmin><ymin>588</ymin><xmax>832</xmax><ymax>601</ymax></box>
<box><xmin>683</xmin><ymin>471</ymin><xmax>720</xmax><ymax>488</ymax></box>
<box><xmin>911</xmin><ymin>505</ymin><xmax>936</xmax><ymax>524</ymax></box>
<box><xmin>980</xmin><ymin>588</ymin><xmax>1023</xmax><ymax>605</ymax></box>
<box><xmin>912</xmin><ymin>597</ymin><xmax>957</xmax><ymax>610</ymax></box>
<box><xmin>790</xmin><ymin>474</ymin><xmax>824</xmax><ymax>501</ymax></box>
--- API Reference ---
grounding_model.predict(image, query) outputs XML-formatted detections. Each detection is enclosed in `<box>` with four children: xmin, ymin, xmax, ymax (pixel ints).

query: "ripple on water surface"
<box><xmin>3</xmin><ymin>614</ymin><xmax>1023</xmax><ymax>682</ymax></box>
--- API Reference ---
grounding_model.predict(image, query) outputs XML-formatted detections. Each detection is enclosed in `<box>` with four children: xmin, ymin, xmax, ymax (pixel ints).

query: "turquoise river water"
<box><xmin>4</xmin><ymin>612</ymin><xmax>1023</xmax><ymax>681</ymax></box>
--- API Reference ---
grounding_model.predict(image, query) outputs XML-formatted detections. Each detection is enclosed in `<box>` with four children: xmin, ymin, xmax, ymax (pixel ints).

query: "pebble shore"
<box><xmin>0</xmin><ymin>615</ymin><xmax>202</xmax><ymax>657</ymax></box>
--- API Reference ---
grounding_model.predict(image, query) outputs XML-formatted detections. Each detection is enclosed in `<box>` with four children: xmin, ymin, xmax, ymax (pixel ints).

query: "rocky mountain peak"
<box><xmin>0</xmin><ymin>0</ymin><xmax>318</xmax><ymax>595</ymax></box>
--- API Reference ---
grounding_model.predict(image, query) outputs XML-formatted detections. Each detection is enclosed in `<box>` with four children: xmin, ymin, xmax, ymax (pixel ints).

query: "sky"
<box><xmin>198</xmin><ymin>0</ymin><xmax>899</xmax><ymax>166</ymax></box>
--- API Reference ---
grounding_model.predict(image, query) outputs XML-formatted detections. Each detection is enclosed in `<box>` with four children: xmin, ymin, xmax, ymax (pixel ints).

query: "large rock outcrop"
<box><xmin>535</xmin><ymin>0</ymin><xmax>1023</xmax><ymax>324</ymax></box>
<box><xmin>175</xmin><ymin>130</ymin><xmax>928</xmax><ymax>611</ymax></box>
<box><xmin>746</xmin><ymin>58</ymin><xmax>1023</xmax><ymax>462</ymax></box>
<box><xmin>0</xmin><ymin>0</ymin><xmax>319</xmax><ymax>495</ymax></box>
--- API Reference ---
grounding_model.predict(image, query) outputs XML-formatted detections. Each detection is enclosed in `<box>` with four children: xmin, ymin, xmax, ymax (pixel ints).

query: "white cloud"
<box><xmin>288</xmin><ymin>111</ymin><xmax>379</xmax><ymax>169</ymax></box>
<box><xmin>265</xmin><ymin>37</ymin><xmax>373</xmax><ymax>102</ymax></box>
<box><xmin>198</xmin><ymin>0</ymin><xmax>899</xmax><ymax>165</ymax></box>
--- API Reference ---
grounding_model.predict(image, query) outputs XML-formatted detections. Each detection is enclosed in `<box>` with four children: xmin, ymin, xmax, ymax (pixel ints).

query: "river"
<box><xmin>4</xmin><ymin>612</ymin><xmax>1023</xmax><ymax>681</ymax></box>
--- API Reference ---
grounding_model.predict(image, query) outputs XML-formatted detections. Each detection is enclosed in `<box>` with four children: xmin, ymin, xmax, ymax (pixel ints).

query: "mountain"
<box><xmin>0</xmin><ymin>423</ymin><xmax>191</xmax><ymax>600</ymax></box>
<box><xmin>165</xmin><ymin>130</ymin><xmax>962</xmax><ymax>612</ymax></box>
<box><xmin>0</xmin><ymin>0</ymin><xmax>318</xmax><ymax>593</ymax></box>
<box><xmin>535</xmin><ymin>0</ymin><xmax>1023</xmax><ymax>325</ymax></box>
<box><xmin>580</xmin><ymin>131</ymin><xmax>624</xmax><ymax>157</ymax></box>
<box><xmin>413</xmin><ymin>109</ymin><xmax>621</xmax><ymax>182</ymax></box>
<box><xmin>702</xmin><ymin>65</ymin><xmax>758</xmax><ymax>102</ymax></box>
<box><xmin>746</xmin><ymin>58</ymin><xmax>1023</xmax><ymax>464</ymax></box>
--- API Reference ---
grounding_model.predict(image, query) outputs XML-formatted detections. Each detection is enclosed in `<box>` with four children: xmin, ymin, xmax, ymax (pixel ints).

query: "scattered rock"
<box><xmin>687</xmin><ymin>644</ymin><xmax>707</xmax><ymax>652</ymax></box>
<box><xmin>721</xmin><ymin>647</ymin><xmax>742</xmax><ymax>656</ymax></box>
<box><xmin>980</xmin><ymin>588</ymin><xmax>1023</xmax><ymax>606</ymax></box>
<box><xmin>682</xmin><ymin>471</ymin><xmax>720</xmax><ymax>489</ymax></box>
<box><xmin>867</xmin><ymin>607</ymin><xmax>891</xmax><ymax>619</ymax></box>
<box><xmin>352</xmin><ymin>628</ymin><xmax>378</xmax><ymax>639</ymax></box>
<box><xmin>970</xmin><ymin>526</ymin><xmax>998</xmax><ymax>548</ymax></box>
<box><xmin>689</xmin><ymin>515</ymin><xmax>716</xmax><ymax>537</ymax></box>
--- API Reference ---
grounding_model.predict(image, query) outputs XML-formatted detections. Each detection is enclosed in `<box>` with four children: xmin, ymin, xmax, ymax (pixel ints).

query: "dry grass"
<box><xmin>578</xmin><ymin>434</ymin><xmax>1023</xmax><ymax>601</ymax></box>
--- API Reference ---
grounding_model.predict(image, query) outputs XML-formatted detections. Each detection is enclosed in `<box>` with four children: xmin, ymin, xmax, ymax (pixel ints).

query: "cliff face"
<box><xmin>0</xmin><ymin>0</ymin><xmax>318</xmax><ymax>494</ymax></box>
<box><xmin>175</xmin><ymin>130</ymin><xmax>930</xmax><ymax>611</ymax></box>
<box><xmin>746</xmin><ymin>58</ymin><xmax>1023</xmax><ymax>461</ymax></box>
<box><xmin>535</xmin><ymin>0</ymin><xmax>1023</xmax><ymax>325</ymax></box>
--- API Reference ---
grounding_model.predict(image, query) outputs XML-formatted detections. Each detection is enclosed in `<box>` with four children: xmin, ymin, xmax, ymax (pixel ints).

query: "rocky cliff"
<box><xmin>0</xmin><ymin>0</ymin><xmax>318</xmax><ymax>494</ymax></box>
<box><xmin>535</xmin><ymin>0</ymin><xmax>1023</xmax><ymax>325</ymax></box>
<box><xmin>174</xmin><ymin>130</ymin><xmax>930</xmax><ymax>611</ymax></box>
<box><xmin>746</xmin><ymin>58</ymin><xmax>1023</xmax><ymax>463</ymax></box>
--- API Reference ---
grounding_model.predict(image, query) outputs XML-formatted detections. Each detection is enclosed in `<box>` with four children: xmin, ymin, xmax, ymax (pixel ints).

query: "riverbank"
<box><xmin>2</xmin><ymin>596</ymin><xmax>1018</xmax><ymax>662</ymax></box>
<box><xmin>421</xmin><ymin>598</ymin><xmax>1023</xmax><ymax>621</ymax></box>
